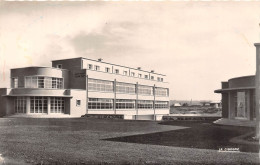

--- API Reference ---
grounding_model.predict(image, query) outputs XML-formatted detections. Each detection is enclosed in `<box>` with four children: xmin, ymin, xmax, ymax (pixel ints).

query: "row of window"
<box><xmin>88</xmin><ymin>79</ymin><xmax>169</xmax><ymax>96</ymax></box>
<box><xmin>88</xmin><ymin>98</ymin><xmax>169</xmax><ymax>110</ymax></box>
<box><xmin>12</xmin><ymin>77</ymin><xmax>63</xmax><ymax>89</ymax></box>
<box><xmin>87</xmin><ymin>64</ymin><xmax>164</xmax><ymax>81</ymax></box>
<box><xmin>15</xmin><ymin>96</ymin><xmax>64</xmax><ymax>114</ymax></box>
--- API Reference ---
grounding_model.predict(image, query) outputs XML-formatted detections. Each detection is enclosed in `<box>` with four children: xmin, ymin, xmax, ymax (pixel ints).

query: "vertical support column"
<box><xmin>228</xmin><ymin>92</ymin><xmax>231</xmax><ymax>119</ymax></box>
<box><xmin>136</xmin><ymin>82</ymin><xmax>138</xmax><ymax>118</ymax></box>
<box><xmin>86</xmin><ymin>75</ymin><xmax>88</xmax><ymax>114</ymax></box>
<box><xmin>114</xmin><ymin>79</ymin><xmax>116</xmax><ymax>114</ymax></box>
<box><xmin>254</xmin><ymin>43</ymin><xmax>260</xmax><ymax>138</ymax></box>
<box><xmin>26</xmin><ymin>97</ymin><xmax>30</xmax><ymax>114</ymax></box>
<box><xmin>47</xmin><ymin>97</ymin><xmax>51</xmax><ymax>114</ymax></box>
<box><xmin>153</xmin><ymin>85</ymin><xmax>156</xmax><ymax>121</ymax></box>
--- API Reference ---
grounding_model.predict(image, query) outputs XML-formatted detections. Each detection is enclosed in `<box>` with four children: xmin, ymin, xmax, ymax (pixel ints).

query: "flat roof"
<box><xmin>214</xmin><ymin>87</ymin><xmax>255</xmax><ymax>93</ymax></box>
<box><xmin>3</xmin><ymin>94</ymin><xmax>72</xmax><ymax>97</ymax></box>
<box><xmin>11</xmin><ymin>66</ymin><xmax>68</xmax><ymax>71</ymax></box>
<box><xmin>52</xmin><ymin>57</ymin><xmax>166</xmax><ymax>76</ymax></box>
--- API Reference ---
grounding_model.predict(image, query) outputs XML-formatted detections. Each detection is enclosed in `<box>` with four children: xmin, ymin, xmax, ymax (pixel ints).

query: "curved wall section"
<box><xmin>10</xmin><ymin>67</ymin><xmax>68</xmax><ymax>88</ymax></box>
<box><xmin>228</xmin><ymin>75</ymin><xmax>255</xmax><ymax>88</ymax></box>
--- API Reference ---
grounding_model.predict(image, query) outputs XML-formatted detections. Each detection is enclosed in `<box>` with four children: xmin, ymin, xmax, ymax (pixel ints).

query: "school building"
<box><xmin>0</xmin><ymin>57</ymin><xmax>170</xmax><ymax>120</ymax></box>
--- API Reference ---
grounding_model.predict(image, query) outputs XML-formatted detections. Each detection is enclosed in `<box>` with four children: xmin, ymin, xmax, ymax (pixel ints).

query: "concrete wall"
<box><xmin>10</xmin><ymin>88</ymin><xmax>70</xmax><ymax>96</ymax></box>
<box><xmin>228</xmin><ymin>76</ymin><xmax>255</xmax><ymax>88</ymax></box>
<box><xmin>221</xmin><ymin>93</ymin><xmax>229</xmax><ymax>118</ymax></box>
<box><xmin>69</xmin><ymin>89</ymin><xmax>86</xmax><ymax>117</ymax></box>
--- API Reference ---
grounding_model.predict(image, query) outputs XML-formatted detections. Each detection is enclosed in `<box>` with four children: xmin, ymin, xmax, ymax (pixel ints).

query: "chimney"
<box><xmin>151</xmin><ymin>70</ymin><xmax>154</xmax><ymax>73</ymax></box>
<box><xmin>98</xmin><ymin>58</ymin><xmax>103</xmax><ymax>62</ymax></box>
<box><xmin>137</xmin><ymin>67</ymin><xmax>141</xmax><ymax>70</ymax></box>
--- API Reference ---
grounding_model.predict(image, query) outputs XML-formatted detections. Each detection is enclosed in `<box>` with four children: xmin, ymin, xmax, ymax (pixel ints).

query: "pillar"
<box><xmin>254</xmin><ymin>43</ymin><xmax>260</xmax><ymax>138</ymax></box>
<box><xmin>47</xmin><ymin>97</ymin><xmax>51</xmax><ymax>114</ymax></box>
<box><xmin>26</xmin><ymin>97</ymin><xmax>30</xmax><ymax>114</ymax></box>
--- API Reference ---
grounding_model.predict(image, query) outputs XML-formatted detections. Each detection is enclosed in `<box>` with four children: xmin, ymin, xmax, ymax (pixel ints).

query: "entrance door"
<box><xmin>236</xmin><ymin>92</ymin><xmax>247</xmax><ymax>119</ymax></box>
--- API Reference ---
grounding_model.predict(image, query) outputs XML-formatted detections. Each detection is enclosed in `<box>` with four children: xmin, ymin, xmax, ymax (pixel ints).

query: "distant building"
<box><xmin>209</xmin><ymin>101</ymin><xmax>221</xmax><ymax>108</ymax></box>
<box><xmin>0</xmin><ymin>57</ymin><xmax>170</xmax><ymax>120</ymax></box>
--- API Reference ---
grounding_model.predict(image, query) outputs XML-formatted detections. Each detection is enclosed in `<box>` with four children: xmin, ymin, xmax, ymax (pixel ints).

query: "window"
<box><xmin>155</xmin><ymin>88</ymin><xmax>168</xmax><ymax>96</ymax></box>
<box><xmin>131</xmin><ymin>72</ymin><xmax>135</xmax><ymax>77</ymax></box>
<box><xmin>57</xmin><ymin>64</ymin><xmax>62</xmax><ymax>69</ymax></box>
<box><xmin>94</xmin><ymin>65</ymin><xmax>100</xmax><ymax>71</ymax></box>
<box><xmin>88</xmin><ymin>98</ymin><xmax>113</xmax><ymax>110</ymax></box>
<box><xmin>123</xmin><ymin>71</ymin><xmax>128</xmax><ymax>75</ymax></box>
<box><xmin>138</xmin><ymin>74</ymin><xmax>142</xmax><ymax>78</ymax></box>
<box><xmin>25</xmin><ymin>76</ymin><xmax>63</xmax><ymax>89</ymax></box>
<box><xmin>144</xmin><ymin>75</ymin><xmax>148</xmax><ymax>79</ymax></box>
<box><xmin>161</xmin><ymin>78</ymin><xmax>163</xmax><ymax>82</ymax></box>
<box><xmin>76</xmin><ymin>100</ymin><xmax>81</xmax><ymax>107</ymax></box>
<box><xmin>115</xmin><ymin>69</ymin><xmax>119</xmax><ymax>74</ymax></box>
<box><xmin>11</xmin><ymin>77</ymin><xmax>18</xmax><ymax>88</ymax></box>
<box><xmin>155</xmin><ymin>101</ymin><xmax>168</xmax><ymax>109</ymax></box>
<box><xmin>116</xmin><ymin>99</ymin><xmax>135</xmax><ymax>109</ymax></box>
<box><xmin>50</xmin><ymin>97</ymin><xmax>64</xmax><ymax>113</ymax></box>
<box><xmin>88</xmin><ymin>64</ymin><xmax>93</xmax><ymax>70</ymax></box>
<box><xmin>15</xmin><ymin>97</ymin><xmax>26</xmax><ymax>113</ymax></box>
<box><xmin>137</xmin><ymin>100</ymin><xmax>153</xmax><ymax>109</ymax></box>
<box><xmin>116</xmin><ymin>82</ymin><xmax>136</xmax><ymax>94</ymax></box>
<box><xmin>105</xmin><ymin>67</ymin><xmax>110</xmax><ymax>73</ymax></box>
<box><xmin>151</xmin><ymin>76</ymin><xmax>154</xmax><ymax>80</ymax></box>
<box><xmin>30</xmin><ymin>97</ymin><xmax>48</xmax><ymax>113</ymax></box>
<box><xmin>88</xmin><ymin>78</ymin><xmax>113</xmax><ymax>92</ymax></box>
<box><xmin>157</xmin><ymin>77</ymin><xmax>160</xmax><ymax>81</ymax></box>
<box><xmin>138</xmin><ymin>85</ymin><xmax>153</xmax><ymax>95</ymax></box>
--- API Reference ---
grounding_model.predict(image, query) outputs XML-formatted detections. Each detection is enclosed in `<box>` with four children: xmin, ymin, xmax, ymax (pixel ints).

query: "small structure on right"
<box><xmin>214</xmin><ymin>75</ymin><xmax>256</xmax><ymax>122</ymax></box>
<box><xmin>214</xmin><ymin>43</ymin><xmax>259</xmax><ymax>131</ymax></box>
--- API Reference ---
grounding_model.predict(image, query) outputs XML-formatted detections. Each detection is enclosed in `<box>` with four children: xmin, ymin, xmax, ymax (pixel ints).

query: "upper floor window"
<box><xmin>144</xmin><ymin>75</ymin><xmax>148</xmax><ymax>79</ymax></box>
<box><xmin>123</xmin><ymin>71</ymin><xmax>128</xmax><ymax>75</ymax></box>
<box><xmin>88</xmin><ymin>78</ymin><xmax>113</xmax><ymax>92</ymax></box>
<box><xmin>56</xmin><ymin>64</ymin><xmax>62</xmax><ymax>69</ymax></box>
<box><xmin>155</xmin><ymin>87</ymin><xmax>168</xmax><ymax>97</ymax></box>
<box><xmin>115</xmin><ymin>69</ymin><xmax>119</xmax><ymax>74</ymax></box>
<box><xmin>25</xmin><ymin>76</ymin><xmax>63</xmax><ymax>89</ymax></box>
<box><xmin>161</xmin><ymin>78</ymin><xmax>164</xmax><ymax>82</ymax></box>
<box><xmin>157</xmin><ymin>77</ymin><xmax>160</xmax><ymax>81</ymax></box>
<box><xmin>105</xmin><ymin>67</ymin><xmax>110</xmax><ymax>73</ymax></box>
<box><xmin>11</xmin><ymin>77</ymin><xmax>18</xmax><ymax>88</ymax></box>
<box><xmin>116</xmin><ymin>82</ymin><xmax>136</xmax><ymax>94</ymax></box>
<box><xmin>131</xmin><ymin>72</ymin><xmax>135</xmax><ymax>77</ymax></box>
<box><xmin>151</xmin><ymin>76</ymin><xmax>154</xmax><ymax>80</ymax></box>
<box><xmin>138</xmin><ymin>74</ymin><xmax>142</xmax><ymax>78</ymax></box>
<box><xmin>88</xmin><ymin>64</ymin><xmax>93</xmax><ymax>70</ymax></box>
<box><xmin>94</xmin><ymin>65</ymin><xmax>100</xmax><ymax>71</ymax></box>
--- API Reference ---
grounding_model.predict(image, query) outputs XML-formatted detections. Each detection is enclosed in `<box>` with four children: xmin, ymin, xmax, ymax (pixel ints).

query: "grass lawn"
<box><xmin>0</xmin><ymin>118</ymin><xmax>259</xmax><ymax>165</ymax></box>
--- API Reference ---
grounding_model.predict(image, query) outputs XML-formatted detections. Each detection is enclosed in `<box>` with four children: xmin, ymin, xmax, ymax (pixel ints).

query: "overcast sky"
<box><xmin>0</xmin><ymin>2</ymin><xmax>259</xmax><ymax>100</ymax></box>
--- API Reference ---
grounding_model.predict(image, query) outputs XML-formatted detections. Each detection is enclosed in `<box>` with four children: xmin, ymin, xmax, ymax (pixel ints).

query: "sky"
<box><xmin>0</xmin><ymin>2</ymin><xmax>259</xmax><ymax>101</ymax></box>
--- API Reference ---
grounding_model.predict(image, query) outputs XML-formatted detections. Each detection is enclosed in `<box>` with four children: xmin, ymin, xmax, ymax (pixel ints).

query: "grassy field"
<box><xmin>0</xmin><ymin>118</ymin><xmax>259</xmax><ymax>165</ymax></box>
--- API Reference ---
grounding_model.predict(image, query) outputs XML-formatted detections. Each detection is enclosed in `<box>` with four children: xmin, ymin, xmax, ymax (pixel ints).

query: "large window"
<box><xmin>137</xmin><ymin>100</ymin><xmax>153</xmax><ymax>109</ymax></box>
<box><xmin>116</xmin><ymin>82</ymin><xmax>136</xmax><ymax>94</ymax></box>
<box><xmin>11</xmin><ymin>77</ymin><xmax>18</xmax><ymax>88</ymax></box>
<box><xmin>25</xmin><ymin>76</ymin><xmax>63</xmax><ymax>89</ymax></box>
<box><xmin>88</xmin><ymin>79</ymin><xmax>113</xmax><ymax>92</ymax></box>
<box><xmin>155</xmin><ymin>88</ymin><xmax>168</xmax><ymax>96</ymax></box>
<box><xmin>155</xmin><ymin>101</ymin><xmax>169</xmax><ymax>109</ymax></box>
<box><xmin>30</xmin><ymin>97</ymin><xmax>48</xmax><ymax>113</ymax></box>
<box><xmin>15</xmin><ymin>96</ymin><xmax>26</xmax><ymax>113</ymax></box>
<box><xmin>50</xmin><ymin>97</ymin><xmax>64</xmax><ymax>113</ymax></box>
<box><xmin>88</xmin><ymin>98</ymin><xmax>113</xmax><ymax>110</ymax></box>
<box><xmin>138</xmin><ymin>85</ymin><xmax>153</xmax><ymax>95</ymax></box>
<box><xmin>116</xmin><ymin>99</ymin><xmax>135</xmax><ymax>109</ymax></box>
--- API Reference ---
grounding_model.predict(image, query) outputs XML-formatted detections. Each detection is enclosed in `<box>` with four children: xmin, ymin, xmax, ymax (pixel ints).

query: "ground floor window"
<box><xmin>137</xmin><ymin>100</ymin><xmax>153</xmax><ymax>109</ymax></box>
<box><xmin>30</xmin><ymin>97</ymin><xmax>48</xmax><ymax>113</ymax></box>
<box><xmin>88</xmin><ymin>98</ymin><xmax>113</xmax><ymax>109</ymax></box>
<box><xmin>155</xmin><ymin>101</ymin><xmax>169</xmax><ymax>109</ymax></box>
<box><xmin>15</xmin><ymin>97</ymin><xmax>26</xmax><ymax>113</ymax></box>
<box><xmin>50</xmin><ymin>97</ymin><xmax>65</xmax><ymax>113</ymax></box>
<box><xmin>116</xmin><ymin>99</ymin><xmax>135</xmax><ymax>109</ymax></box>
